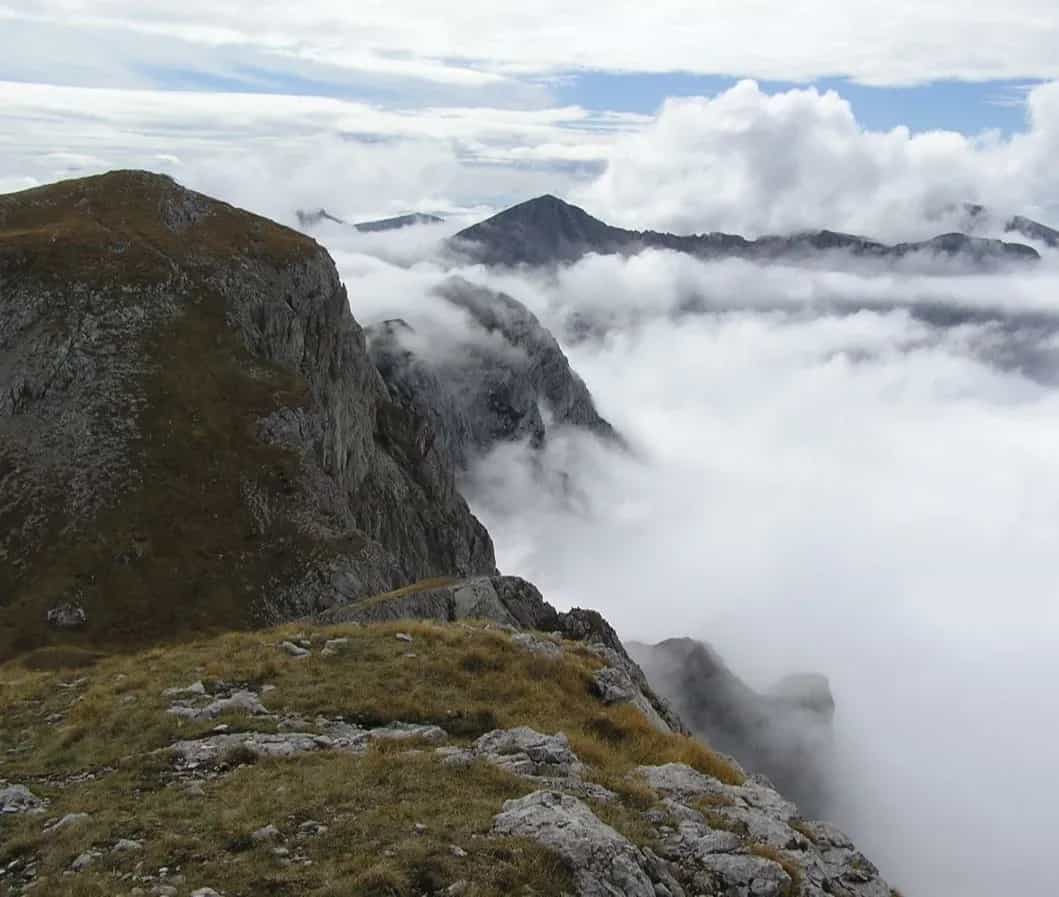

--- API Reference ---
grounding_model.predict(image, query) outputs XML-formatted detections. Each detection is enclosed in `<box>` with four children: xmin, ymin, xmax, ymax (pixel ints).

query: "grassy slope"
<box><xmin>0</xmin><ymin>172</ymin><xmax>364</xmax><ymax>660</ymax></box>
<box><xmin>0</xmin><ymin>619</ymin><xmax>744</xmax><ymax>897</ymax></box>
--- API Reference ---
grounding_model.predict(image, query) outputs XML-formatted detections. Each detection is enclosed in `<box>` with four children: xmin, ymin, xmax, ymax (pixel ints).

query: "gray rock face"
<box><xmin>628</xmin><ymin>638</ymin><xmax>835</xmax><ymax>816</ymax></box>
<box><xmin>317</xmin><ymin>574</ymin><xmax>558</xmax><ymax>628</ymax></box>
<box><xmin>368</xmin><ymin>276</ymin><xmax>619</xmax><ymax>474</ymax></box>
<box><xmin>166</xmin><ymin>688</ymin><xmax>269</xmax><ymax>722</ymax></box>
<box><xmin>636</xmin><ymin>763</ymin><xmax>893</xmax><ymax>897</ymax></box>
<box><xmin>451</xmin><ymin>193</ymin><xmax>1040</xmax><ymax>268</ymax></box>
<box><xmin>0</xmin><ymin>784</ymin><xmax>44</xmax><ymax>815</ymax></box>
<box><xmin>0</xmin><ymin>170</ymin><xmax>494</xmax><ymax>655</ymax></box>
<box><xmin>493</xmin><ymin>791</ymin><xmax>657</xmax><ymax>897</ymax></box>
<box><xmin>45</xmin><ymin>603</ymin><xmax>86</xmax><ymax>629</ymax></box>
<box><xmin>463</xmin><ymin>727</ymin><xmax>584</xmax><ymax>778</ymax></box>
<box><xmin>167</xmin><ymin>721</ymin><xmax>447</xmax><ymax>767</ymax></box>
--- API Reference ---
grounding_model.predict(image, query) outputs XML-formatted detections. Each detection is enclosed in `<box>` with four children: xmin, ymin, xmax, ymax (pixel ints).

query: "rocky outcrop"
<box><xmin>494</xmin><ymin>791</ymin><xmax>657</xmax><ymax>897</ymax></box>
<box><xmin>368</xmin><ymin>276</ymin><xmax>619</xmax><ymax>473</ymax></box>
<box><xmin>0</xmin><ymin>170</ymin><xmax>494</xmax><ymax>658</ymax></box>
<box><xmin>0</xmin><ymin>784</ymin><xmax>44</xmax><ymax>815</ymax></box>
<box><xmin>450</xmin><ymin>193</ymin><xmax>1039</xmax><ymax>268</ymax></box>
<box><xmin>628</xmin><ymin>638</ymin><xmax>836</xmax><ymax>817</ymax></box>
<box><xmin>492</xmin><ymin>760</ymin><xmax>895</xmax><ymax>897</ymax></box>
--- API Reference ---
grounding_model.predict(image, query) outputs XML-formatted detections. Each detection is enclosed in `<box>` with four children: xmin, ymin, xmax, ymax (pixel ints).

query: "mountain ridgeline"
<box><xmin>450</xmin><ymin>193</ymin><xmax>1044</xmax><ymax>268</ymax></box>
<box><xmin>296</xmin><ymin>208</ymin><xmax>445</xmax><ymax>232</ymax></box>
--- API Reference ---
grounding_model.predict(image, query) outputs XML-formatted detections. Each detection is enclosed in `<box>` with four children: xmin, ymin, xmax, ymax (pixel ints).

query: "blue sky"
<box><xmin>2</xmin><ymin>2</ymin><xmax>1059</xmax><ymax>231</ymax></box>
<box><xmin>557</xmin><ymin>73</ymin><xmax>1039</xmax><ymax>135</ymax></box>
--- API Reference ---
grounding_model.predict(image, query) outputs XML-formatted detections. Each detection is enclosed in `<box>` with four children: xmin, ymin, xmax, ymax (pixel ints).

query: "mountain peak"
<box><xmin>451</xmin><ymin>194</ymin><xmax>626</xmax><ymax>266</ymax></box>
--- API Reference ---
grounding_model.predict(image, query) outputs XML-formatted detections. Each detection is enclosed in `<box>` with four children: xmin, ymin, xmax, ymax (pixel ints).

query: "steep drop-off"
<box><xmin>0</xmin><ymin>171</ymin><xmax>493</xmax><ymax>659</ymax></box>
<box><xmin>369</xmin><ymin>277</ymin><xmax>619</xmax><ymax>473</ymax></box>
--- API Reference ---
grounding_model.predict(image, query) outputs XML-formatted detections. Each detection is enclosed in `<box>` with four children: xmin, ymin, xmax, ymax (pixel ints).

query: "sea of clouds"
<box><xmin>317</xmin><ymin>218</ymin><xmax>1059</xmax><ymax>897</ymax></box>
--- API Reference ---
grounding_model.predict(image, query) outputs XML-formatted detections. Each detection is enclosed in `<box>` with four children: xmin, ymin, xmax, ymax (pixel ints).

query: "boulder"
<box><xmin>46</xmin><ymin>603</ymin><xmax>86</xmax><ymax>629</ymax></box>
<box><xmin>0</xmin><ymin>784</ymin><xmax>45</xmax><ymax>815</ymax></box>
<box><xmin>492</xmin><ymin>791</ymin><xmax>656</xmax><ymax>897</ymax></box>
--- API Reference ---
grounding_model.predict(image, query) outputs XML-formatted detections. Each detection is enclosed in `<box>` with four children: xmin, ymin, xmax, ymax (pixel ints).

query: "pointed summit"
<box><xmin>451</xmin><ymin>194</ymin><xmax>635</xmax><ymax>266</ymax></box>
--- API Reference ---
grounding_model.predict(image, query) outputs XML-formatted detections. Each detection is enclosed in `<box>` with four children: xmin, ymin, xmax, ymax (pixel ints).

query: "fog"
<box><xmin>323</xmin><ymin>226</ymin><xmax>1059</xmax><ymax>896</ymax></box>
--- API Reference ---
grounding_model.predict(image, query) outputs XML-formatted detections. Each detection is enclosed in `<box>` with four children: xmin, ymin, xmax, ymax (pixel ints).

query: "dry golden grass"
<box><xmin>0</xmin><ymin>618</ymin><xmax>745</xmax><ymax>895</ymax></box>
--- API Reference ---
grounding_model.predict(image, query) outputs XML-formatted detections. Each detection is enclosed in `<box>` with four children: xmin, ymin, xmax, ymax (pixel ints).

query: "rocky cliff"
<box><xmin>629</xmin><ymin>639</ymin><xmax>837</xmax><ymax>818</ymax></box>
<box><xmin>0</xmin><ymin>171</ymin><xmax>493</xmax><ymax>659</ymax></box>
<box><xmin>368</xmin><ymin>276</ymin><xmax>619</xmax><ymax>472</ymax></box>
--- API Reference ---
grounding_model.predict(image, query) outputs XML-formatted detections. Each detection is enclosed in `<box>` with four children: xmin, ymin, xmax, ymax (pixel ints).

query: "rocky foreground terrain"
<box><xmin>2</xmin><ymin>172</ymin><xmax>899</xmax><ymax>897</ymax></box>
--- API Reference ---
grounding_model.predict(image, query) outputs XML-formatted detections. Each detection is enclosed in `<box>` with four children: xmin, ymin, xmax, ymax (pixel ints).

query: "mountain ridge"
<box><xmin>297</xmin><ymin>208</ymin><xmax>445</xmax><ymax>232</ymax></box>
<box><xmin>451</xmin><ymin>193</ymin><xmax>1043</xmax><ymax>267</ymax></box>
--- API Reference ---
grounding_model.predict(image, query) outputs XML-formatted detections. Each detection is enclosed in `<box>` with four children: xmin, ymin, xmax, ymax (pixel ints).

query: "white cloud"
<box><xmin>0</xmin><ymin>80</ymin><xmax>638</xmax><ymax>220</ymax></box>
<box><xmin>4</xmin><ymin>1</ymin><xmax>1059</xmax><ymax>87</ymax></box>
<box><xmin>307</xmin><ymin>233</ymin><xmax>1059</xmax><ymax>897</ymax></box>
<box><xmin>431</xmin><ymin>250</ymin><xmax>1059</xmax><ymax>897</ymax></box>
<box><xmin>578</xmin><ymin>79</ymin><xmax>1059</xmax><ymax>240</ymax></box>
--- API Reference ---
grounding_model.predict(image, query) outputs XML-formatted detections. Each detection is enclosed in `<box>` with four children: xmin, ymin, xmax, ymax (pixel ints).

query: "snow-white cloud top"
<box><xmin>4</xmin><ymin>0</ymin><xmax>1059</xmax><ymax>86</ymax></box>
<box><xmin>579</xmin><ymin>80</ymin><xmax>1059</xmax><ymax>240</ymax></box>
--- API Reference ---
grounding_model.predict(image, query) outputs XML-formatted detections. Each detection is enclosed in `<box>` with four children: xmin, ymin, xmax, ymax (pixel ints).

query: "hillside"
<box><xmin>0</xmin><ymin>603</ymin><xmax>895</xmax><ymax>897</ymax></box>
<box><xmin>0</xmin><ymin>171</ymin><xmax>493</xmax><ymax>660</ymax></box>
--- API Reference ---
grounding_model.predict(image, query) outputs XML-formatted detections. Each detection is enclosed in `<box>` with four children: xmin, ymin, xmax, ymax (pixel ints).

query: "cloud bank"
<box><xmin>579</xmin><ymin>79</ymin><xmax>1059</xmax><ymax>240</ymax></box>
<box><xmin>314</xmin><ymin>225</ymin><xmax>1059</xmax><ymax>897</ymax></box>
<box><xmin>4</xmin><ymin>1</ymin><xmax>1059</xmax><ymax>87</ymax></box>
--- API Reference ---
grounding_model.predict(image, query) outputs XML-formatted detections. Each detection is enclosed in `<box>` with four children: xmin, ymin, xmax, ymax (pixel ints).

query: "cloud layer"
<box><xmin>579</xmin><ymin>79</ymin><xmax>1059</xmax><ymax>239</ymax></box>
<box><xmin>310</xmin><ymin>223</ymin><xmax>1059</xmax><ymax>897</ymax></box>
<box><xmin>4</xmin><ymin>1</ymin><xmax>1059</xmax><ymax>87</ymax></box>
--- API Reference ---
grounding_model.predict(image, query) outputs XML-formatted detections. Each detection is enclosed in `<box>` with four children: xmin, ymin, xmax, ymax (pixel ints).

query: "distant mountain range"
<box><xmin>449</xmin><ymin>194</ymin><xmax>1046</xmax><ymax>267</ymax></box>
<box><xmin>296</xmin><ymin>208</ymin><xmax>445</xmax><ymax>232</ymax></box>
<box><xmin>963</xmin><ymin>203</ymin><xmax>1059</xmax><ymax>248</ymax></box>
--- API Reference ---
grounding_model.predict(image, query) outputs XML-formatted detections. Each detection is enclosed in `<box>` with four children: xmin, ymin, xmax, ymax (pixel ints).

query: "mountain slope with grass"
<box><xmin>0</xmin><ymin>171</ymin><xmax>493</xmax><ymax>660</ymax></box>
<box><xmin>0</xmin><ymin>608</ymin><xmax>897</xmax><ymax>897</ymax></box>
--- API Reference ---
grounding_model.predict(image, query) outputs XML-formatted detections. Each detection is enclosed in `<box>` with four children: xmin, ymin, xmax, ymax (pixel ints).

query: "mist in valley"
<box><xmin>316</xmin><ymin>221</ymin><xmax>1059</xmax><ymax>897</ymax></box>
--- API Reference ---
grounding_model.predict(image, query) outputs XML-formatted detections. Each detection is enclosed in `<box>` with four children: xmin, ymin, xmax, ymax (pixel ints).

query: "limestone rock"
<box><xmin>0</xmin><ymin>784</ymin><xmax>45</xmax><ymax>815</ymax></box>
<box><xmin>510</xmin><ymin>631</ymin><xmax>563</xmax><ymax>658</ymax></box>
<box><xmin>279</xmin><ymin>640</ymin><xmax>310</xmax><ymax>658</ymax></box>
<box><xmin>46</xmin><ymin>603</ymin><xmax>86</xmax><ymax>629</ymax></box>
<box><xmin>368</xmin><ymin>277</ymin><xmax>619</xmax><ymax>476</ymax></box>
<box><xmin>492</xmin><ymin>790</ymin><xmax>656</xmax><ymax>897</ymax></box>
<box><xmin>0</xmin><ymin>170</ymin><xmax>494</xmax><ymax>659</ymax></box>
<box><xmin>636</xmin><ymin>763</ymin><xmax>894</xmax><ymax>897</ymax></box>
<box><xmin>167</xmin><ymin>720</ymin><xmax>446</xmax><ymax>767</ymax></box>
<box><xmin>43</xmin><ymin>812</ymin><xmax>90</xmax><ymax>835</ymax></box>
<box><xmin>167</xmin><ymin>689</ymin><xmax>268</xmax><ymax>722</ymax></box>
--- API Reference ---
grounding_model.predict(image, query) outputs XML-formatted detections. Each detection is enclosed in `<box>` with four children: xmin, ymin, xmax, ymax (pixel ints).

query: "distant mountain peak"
<box><xmin>295</xmin><ymin>208</ymin><xmax>445</xmax><ymax>233</ymax></box>
<box><xmin>451</xmin><ymin>195</ymin><xmax>1043</xmax><ymax>269</ymax></box>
